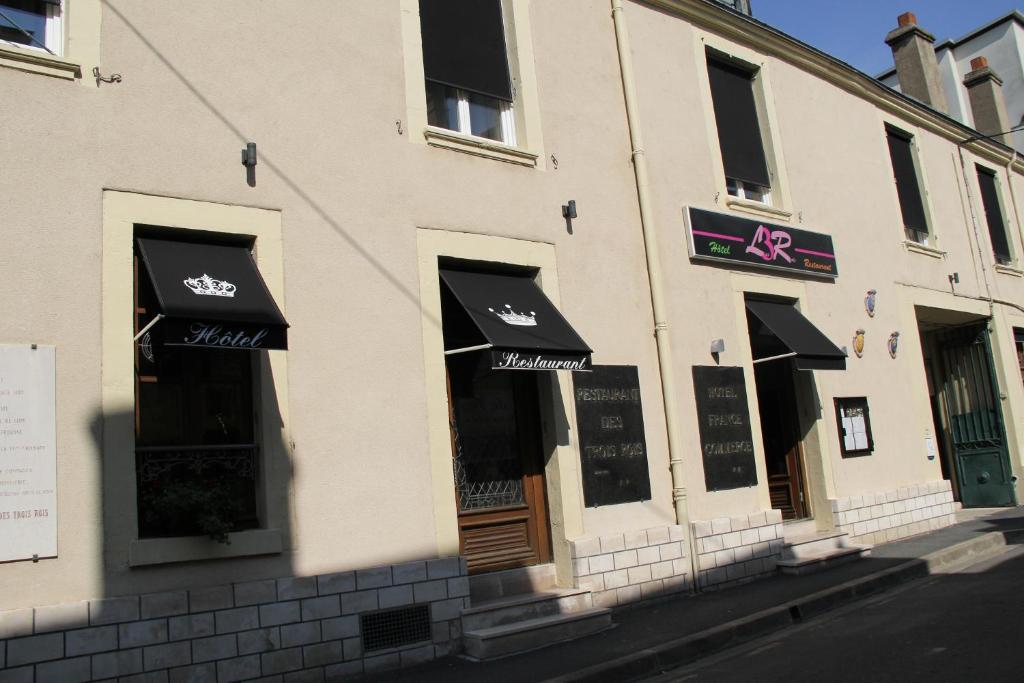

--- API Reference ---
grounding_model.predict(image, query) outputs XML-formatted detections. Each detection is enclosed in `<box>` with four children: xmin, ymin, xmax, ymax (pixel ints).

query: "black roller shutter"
<box><xmin>885</xmin><ymin>127</ymin><xmax>929</xmax><ymax>234</ymax></box>
<box><xmin>419</xmin><ymin>0</ymin><xmax>513</xmax><ymax>102</ymax></box>
<box><xmin>707</xmin><ymin>57</ymin><xmax>771</xmax><ymax>188</ymax></box>
<box><xmin>976</xmin><ymin>166</ymin><xmax>1011</xmax><ymax>262</ymax></box>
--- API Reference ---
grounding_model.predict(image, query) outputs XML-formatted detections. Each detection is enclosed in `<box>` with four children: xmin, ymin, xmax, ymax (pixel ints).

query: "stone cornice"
<box><xmin>635</xmin><ymin>0</ymin><xmax>1024</xmax><ymax>172</ymax></box>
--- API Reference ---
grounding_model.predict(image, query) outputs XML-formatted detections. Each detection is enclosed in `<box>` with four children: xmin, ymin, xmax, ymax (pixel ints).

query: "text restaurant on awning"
<box><xmin>746</xmin><ymin>299</ymin><xmax>846</xmax><ymax>371</ymax></box>
<box><xmin>135</xmin><ymin>238</ymin><xmax>289</xmax><ymax>350</ymax></box>
<box><xmin>440</xmin><ymin>269</ymin><xmax>592</xmax><ymax>371</ymax></box>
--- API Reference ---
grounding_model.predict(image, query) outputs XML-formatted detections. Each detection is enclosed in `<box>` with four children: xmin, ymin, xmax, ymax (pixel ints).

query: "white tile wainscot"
<box><xmin>831</xmin><ymin>480</ymin><xmax>956</xmax><ymax>545</ymax></box>
<box><xmin>0</xmin><ymin>557</ymin><xmax>469</xmax><ymax>682</ymax></box>
<box><xmin>692</xmin><ymin>510</ymin><xmax>784</xmax><ymax>589</ymax></box>
<box><xmin>569</xmin><ymin>525</ymin><xmax>691</xmax><ymax>608</ymax></box>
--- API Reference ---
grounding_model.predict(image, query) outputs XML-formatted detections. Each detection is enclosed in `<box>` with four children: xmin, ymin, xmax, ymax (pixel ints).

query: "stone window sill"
<box><xmin>128</xmin><ymin>528</ymin><xmax>283</xmax><ymax>567</ymax></box>
<box><xmin>994</xmin><ymin>263</ymin><xmax>1024</xmax><ymax>277</ymax></box>
<box><xmin>902</xmin><ymin>240</ymin><xmax>946</xmax><ymax>259</ymax></box>
<box><xmin>424</xmin><ymin>126</ymin><xmax>538</xmax><ymax>167</ymax></box>
<box><xmin>0</xmin><ymin>43</ymin><xmax>79</xmax><ymax>80</ymax></box>
<box><xmin>724</xmin><ymin>197</ymin><xmax>793</xmax><ymax>222</ymax></box>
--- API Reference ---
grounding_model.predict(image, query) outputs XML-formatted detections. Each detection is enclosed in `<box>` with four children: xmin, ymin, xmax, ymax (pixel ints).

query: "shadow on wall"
<box><xmin>91</xmin><ymin>352</ymin><xmax>298</xmax><ymax>600</ymax></box>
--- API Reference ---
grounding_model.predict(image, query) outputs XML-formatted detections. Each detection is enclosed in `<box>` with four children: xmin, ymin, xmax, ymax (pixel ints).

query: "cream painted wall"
<box><xmin>3</xmin><ymin>0</ymin><xmax>1024</xmax><ymax>611</ymax></box>
<box><xmin>0</xmin><ymin>0</ymin><xmax>672</xmax><ymax>608</ymax></box>
<box><xmin>622</xmin><ymin>0</ymin><xmax>1024</xmax><ymax>517</ymax></box>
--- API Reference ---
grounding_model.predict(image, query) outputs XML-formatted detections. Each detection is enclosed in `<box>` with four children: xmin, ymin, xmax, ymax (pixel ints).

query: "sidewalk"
<box><xmin>366</xmin><ymin>506</ymin><xmax>1024</xmax><ymax>683</ymax></box>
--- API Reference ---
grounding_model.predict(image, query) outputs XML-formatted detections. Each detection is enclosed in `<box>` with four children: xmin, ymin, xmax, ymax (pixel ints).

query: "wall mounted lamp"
<box><xmin>710</xmin><ymin>338</ymin><xmax>725</xmax><ymax>354</ymax></box>
<box><xmin>562</xmin><ymin>199</ymin><xmax>577</xmax><ymax>234</ymax></box>
<box><xmin>948</xmin><ymin>272</ymin><xmax>960</xmax><ymax>286</ymax></box>
<box><xmin>242</xmin><ymin>142</ymin><xmax>258</xmax><ymax>187</ymax></box>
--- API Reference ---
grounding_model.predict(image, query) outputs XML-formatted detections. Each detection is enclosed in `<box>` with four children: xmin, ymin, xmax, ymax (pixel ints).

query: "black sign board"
<box><xmin>685</xmin><ymin>206</ymin><xmax>838</xmax><ymax>278</ymax></box>
<box><xmin>573</xmin><ymin>365</ymin><xmax>652</xmax><ymax>507</ymax></box>
<box><xmin>692</xmin><ymin>366</ymin><xmax>758</xmax><ymax>491</ymax></box>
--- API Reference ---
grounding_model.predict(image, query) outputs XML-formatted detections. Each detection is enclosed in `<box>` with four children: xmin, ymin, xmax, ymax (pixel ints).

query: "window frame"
<box><xmin>401</xmin><ymin>0</ymin><xmax>543</xmax><ymax>167</ymax></box>
<box><xmin>884</xmin><ymin>123</ymin><xmax>933</xmax><ymax>246</ymax></box>
<box><xmin>425</xmin><ymin>81</ymin><xmax>518</xmax><ymax>146</ymax></box>
<box><xmin>834</xmin><ymin>396</ymin><xmax>874</xmax><ymax>458</ymax></box>
<box><xmin>697</xmin><ymin>37</ymin><xmax>792</xmax><ymax>219</ymax></box>
<box><xmin>706</xmin><ymin>51</ymin><xmax>773</xmax><ymax>204</ymax></box>
<box><xmin>0</xmin><ymin>0</ymin><xmax>62</xmax><ymax>55</ymax></box>
<box><xmin>132</xmin><ymin>234</ymin><xmax>263</xmax><ymax>541</ymax></box>
<box><xmin>0</xmin><ymin>0</ymin><xmax>101</xmax><ymax>82</ymax></box>
<box><xmin>102</xmin><ymin>191</ymin><xmax>290</xmax><ymax>567</ymax></box>
<box><xmin>975</xmin><ymin>163</ymin><xmax>1014</xmax><ymax>266</ymax></box>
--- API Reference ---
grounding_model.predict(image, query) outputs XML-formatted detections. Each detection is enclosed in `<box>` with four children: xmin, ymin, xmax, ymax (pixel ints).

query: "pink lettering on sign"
<box><xmin>745</xmin><ymin>225</ymin><xmax>794</xmax><ymax>264</ymax></box>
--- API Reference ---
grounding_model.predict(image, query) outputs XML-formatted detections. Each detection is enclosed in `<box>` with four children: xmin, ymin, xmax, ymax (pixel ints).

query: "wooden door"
<box><xmin>753</xmin><ymin>359</ymin><xmax>808</xmax><ymax>519</ymax></box>
<box><xmin>446</xmin><ymin>353</ymin><xmax>551</xmax><ymax>574</ymax></box>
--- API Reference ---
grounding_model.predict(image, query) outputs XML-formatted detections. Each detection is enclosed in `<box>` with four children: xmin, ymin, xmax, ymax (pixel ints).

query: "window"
<box><xmin>834</xmin><ymin>397</ymin><xmax>874</xmax><ymax>457</ymax></box>
<box><xmin>133</xmin><ymin>235</ymin><xmax>260</xmax><ymax>541</ymax></box>
<box><xmin>419</xmin><ymin>0</ymin><xmax>516</xmax><ymax>145</ymax></box>
<box><xmin>0</xmin><ymin>1</ymin><xmax>61</xmax><ymax>54</ymax></box>
<box><xmin>976</xmin><ymin>165</ymin><xmax>1013</xmax><ymax>264</ymax></box>
<box><xmin>707</xmin><ymin>53</ymin><xmax>772</xmax><ymax>204</ymax></box>
<box><xmin>885</xmin><ymin>125</ymin><xmax>930</xmax><ymax>244</ymax></box>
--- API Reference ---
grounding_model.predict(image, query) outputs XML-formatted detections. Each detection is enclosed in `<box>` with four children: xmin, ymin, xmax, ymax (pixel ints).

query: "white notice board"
<box><xmin>0</xmin><ymin>345</ymin><xmax>57</xmax><ymax>562</ymax></box>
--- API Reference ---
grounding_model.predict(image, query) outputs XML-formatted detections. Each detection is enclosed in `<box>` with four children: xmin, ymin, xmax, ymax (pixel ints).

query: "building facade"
<box><xmin>0</xmin><ymin>1</ymin><xmax>1022</xmax><ymax>681</ymax></box>
<box><xmin>879</xmin><ymin>10</ymin><xmax>1024</xmax><ymax>151</ymax></box>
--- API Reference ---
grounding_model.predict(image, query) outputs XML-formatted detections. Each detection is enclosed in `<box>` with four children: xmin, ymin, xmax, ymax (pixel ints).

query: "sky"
<box><xmin>752</xmin><ymin>1</ymin><xmax>1021</xmax><ymax>76</ymax></box>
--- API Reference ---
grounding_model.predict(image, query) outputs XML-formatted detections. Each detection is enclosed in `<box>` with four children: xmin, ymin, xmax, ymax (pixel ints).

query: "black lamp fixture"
<box><xmin>562</xmin><ymin>200</ymin><xmax>577</xmax><ymax>234</ymax></box>
<box><xmin>242</xmin><ymin>142</ymin><xmax>258</xmax><ymax>187</ymax></box>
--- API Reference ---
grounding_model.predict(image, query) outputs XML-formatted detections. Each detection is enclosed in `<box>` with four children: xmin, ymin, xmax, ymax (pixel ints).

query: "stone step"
<box><xmin>780</xmin><ymin>531</ymin><xmax>853</xmax><ymax>560</ymax></box>
<box><xmin>776</xmin><ymin>545</ymin><xmax>871</xmax><ymax>576</ymax></box>
<box><xmin>468</xmin><ymin>564</ymin><xmax>557</xmax><ymax>603</ymax></box>
<box><xmin>461</xmin><ymin>588</ymin><xmax>593</xmax><ymax>632</ymax></box>
<box><xmin>462</xmin><ymin>607</ymin><xmax>613</xmax><ymax>660</ymax></box>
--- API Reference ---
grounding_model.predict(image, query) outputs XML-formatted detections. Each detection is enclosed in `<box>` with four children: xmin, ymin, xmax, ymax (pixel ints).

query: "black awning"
<box><xmin>440</xmin><ymin>269</ymin><xmax>592</xmax><ymax>371</ymax></box>
<box><xmin>746</xmin><ymin>300</ymin><xmax>845</xmax><ymax>371</ymax></box>
<box><xmin>136</xmin><ymin>238</ymin><xmax>288</xmax><ymax>351</ymax></box>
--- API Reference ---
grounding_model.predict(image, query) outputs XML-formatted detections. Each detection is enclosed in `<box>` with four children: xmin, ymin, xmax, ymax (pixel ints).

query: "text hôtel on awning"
<box><xmin>136</xmin><ymin>238</ymin><xmax>288</xmax><ymax>351</ymax></box>
<box><xmin>440</xmin><ymin>269</ymin><xmax>592</xmax><ymax>371</ymax></box>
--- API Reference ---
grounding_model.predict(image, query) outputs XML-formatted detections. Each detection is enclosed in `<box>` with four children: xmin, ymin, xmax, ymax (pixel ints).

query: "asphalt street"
<box><xmin>645</xmin><ymin>543</ymin><xmax>1024</xmax><ymax>683</ymax></box>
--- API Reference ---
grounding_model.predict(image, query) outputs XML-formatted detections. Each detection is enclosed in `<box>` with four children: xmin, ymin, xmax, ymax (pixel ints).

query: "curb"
<box><xmin>543</xmin><ymin>528</ymin><xmax>1024</xmax><ymax>683</ymax></box>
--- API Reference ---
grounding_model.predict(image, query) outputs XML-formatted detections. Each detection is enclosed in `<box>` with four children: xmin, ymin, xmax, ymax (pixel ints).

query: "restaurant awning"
<box><xmin>136</xmin><ymin>238</ymin><xmax>288</xmax><ymax>351</ymax></box>
<box><xmin>746</xmin><ymin>299</ymin><xmax>846</xmax><ymax>371</ymax></box>
<box><xmin>440</xmin><ymin>269</ymin><xmax>592</xmax><ymax>371</ymax></box>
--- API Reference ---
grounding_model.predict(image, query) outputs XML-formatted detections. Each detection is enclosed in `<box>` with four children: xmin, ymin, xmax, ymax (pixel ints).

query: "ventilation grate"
<box><xmin>360</xmin><ymin>604</ymin><xmax>432</xmax><ymax>652</ymax></box>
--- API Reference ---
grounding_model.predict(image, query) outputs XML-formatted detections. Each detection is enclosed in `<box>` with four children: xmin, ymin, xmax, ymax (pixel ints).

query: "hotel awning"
<box><xmin>136</xmin><ymin>238</ymin><xmax>288</xmax><ymax>351</ymax></box>
<box><xmin>440</xmin><ymin>269</ymin><xmax>592</xmax><ymax>371</ymax></box>
<box><xmin>746</xmin><ymin>300</ymin><xmax>845</xmax><ymax>371</ymax></box>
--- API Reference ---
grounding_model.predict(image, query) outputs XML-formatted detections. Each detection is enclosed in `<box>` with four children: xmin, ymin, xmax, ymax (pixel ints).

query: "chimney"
<box><xmin>885</xmin><ymin>12</ymin><xmax>948</xmax><ymax>114</ymax></box>
<box><xmin>963</xmin><ymin>56</ymin><xmax>1011</xmax><ymax>145</ymax></box>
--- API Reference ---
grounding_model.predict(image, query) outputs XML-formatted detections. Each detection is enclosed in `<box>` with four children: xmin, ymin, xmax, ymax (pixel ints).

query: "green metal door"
<box><xmin>938</xmin><ymin>324</ymin><xmax>1016</xmax><ymax>507</ymax></box>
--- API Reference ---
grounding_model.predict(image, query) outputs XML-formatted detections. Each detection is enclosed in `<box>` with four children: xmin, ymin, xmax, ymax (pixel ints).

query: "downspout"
<box><xmin>956</xmin><ymin>145</ymin><xmax>996</xmax><ymax>316</ymax></box>
<box><xmin>611</xmin><ymin>0</ymin><xmax>701</xmax><ymax>590</ymax></box>
<box><xmin>1005</xmin><ymin>150</ymin><xmax>1023</xmax><ymax>262</ymax></box>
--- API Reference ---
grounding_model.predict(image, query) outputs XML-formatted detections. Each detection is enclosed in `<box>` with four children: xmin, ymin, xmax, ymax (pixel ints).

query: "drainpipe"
<box><xmin>611</xmin><ymin>0</ymin><xmax>701</xmax><ymax>590</ymax></box>
<box><xmin>956</xmin><ymin>145</ymin><xmax>996</xmax><ymax>316</ymax></box>
<box><xmin>1005</xmin><ymin>150</ymin><xmax>1023</xmax><ymax>261</ymax></box>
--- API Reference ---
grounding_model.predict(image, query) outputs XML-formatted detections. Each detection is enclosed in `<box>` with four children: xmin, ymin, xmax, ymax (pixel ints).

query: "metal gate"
<box><xmin>938</xmin><ymin>323</ymin><xmax>1016</xmax><ymax>507</ymax></box>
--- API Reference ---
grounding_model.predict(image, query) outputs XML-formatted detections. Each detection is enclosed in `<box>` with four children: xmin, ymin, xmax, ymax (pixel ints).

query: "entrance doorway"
<box><xmin>747</xmin><ymin>306</ymin><xmax>809</xmax><ymax>520</ymax></box>
<box><xmin>918</xmin><ymin>314</ymin><xmax>1016</xmax><ymax>507</ymax></box>
<box><xmin>446</xmin><ymin>351</ymin><xmax>551</xmax><ymax>573</ymax></box>
<box><xmin>752</xmin><ymin>356</ymin><xmax>808</xmax><ymax>519</ymax></box>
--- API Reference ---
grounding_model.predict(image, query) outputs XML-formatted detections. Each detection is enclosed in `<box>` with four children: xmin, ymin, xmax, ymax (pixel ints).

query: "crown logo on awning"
<box><xmin>184</xmin><ymin>274</ymin><xmax>237</xmax><ymax>297</ymax></box>
<box><xmin>489</xmin><ymin>304</ymin><xmax>536</xmax><ymax>326</ymax></box>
